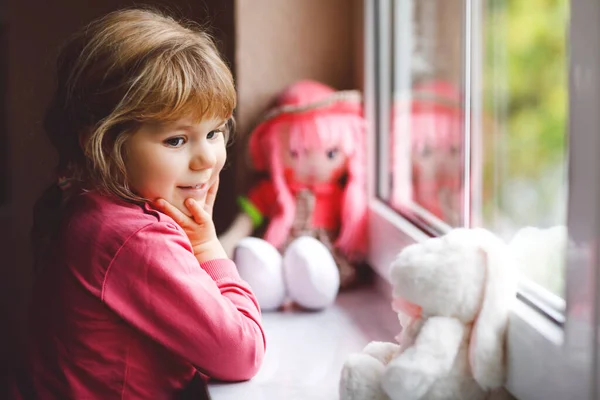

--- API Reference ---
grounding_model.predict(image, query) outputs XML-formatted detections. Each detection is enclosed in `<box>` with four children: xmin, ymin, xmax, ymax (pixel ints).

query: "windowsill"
<box><xmin>208</xmin><ymin>271</ymin><xmax>514</xmax><ymax>400</ymax></box>
<box><xmin>208</xmin><ymin>278</ymin><xmax>399</xmax><ymax>399</ymax></box>
<box><xmin>368</xmin><ymin>199</ymin><xmax>430</xmax><ymax>281</ymax></box>
<box><xmin>504</xmin><ymin>298</ymin><xmax>588</xmax><ymax>400</ymax></box>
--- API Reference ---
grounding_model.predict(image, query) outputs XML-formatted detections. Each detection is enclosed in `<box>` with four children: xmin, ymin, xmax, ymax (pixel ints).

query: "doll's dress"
<box><xmin>282</xmin><ymin>188</ymin><xmax>357</xmax><ymax>289</ymax></box>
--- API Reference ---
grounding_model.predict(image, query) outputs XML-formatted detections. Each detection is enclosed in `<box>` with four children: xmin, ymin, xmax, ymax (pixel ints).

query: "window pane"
<box><xmin>479</xmin><ymin>0</ymin><xmax>569</xmax><ymax>298</ymax></box>
<box><xmin>387</xmin><ymin>0</ymin><xmax>466</xmax><ymax>229</ymax></box>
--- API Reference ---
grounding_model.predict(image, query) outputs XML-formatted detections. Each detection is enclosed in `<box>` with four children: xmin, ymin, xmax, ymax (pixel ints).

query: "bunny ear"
<box><xmin>469</xmin><ymin>232</ymin><xmax>517</xmax><ymax>390</ymax></box>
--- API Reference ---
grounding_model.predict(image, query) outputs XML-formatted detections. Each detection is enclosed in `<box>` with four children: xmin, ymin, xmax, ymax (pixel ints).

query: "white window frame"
<box><xmin>364</xmin><ymin>0</ymin><xmax>600</xmax><ymax>399</ymax></box>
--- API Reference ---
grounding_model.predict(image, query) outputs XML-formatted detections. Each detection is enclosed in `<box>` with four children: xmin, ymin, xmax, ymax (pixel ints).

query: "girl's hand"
<box><xmin>153</xmin><ymin>179</ymin><xmax>228</xmax><ymax>263</ymax></box>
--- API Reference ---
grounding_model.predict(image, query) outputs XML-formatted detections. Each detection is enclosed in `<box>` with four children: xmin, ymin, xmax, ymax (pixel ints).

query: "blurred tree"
<box><xmin>482</xmin><ymin>0</ymin><xmax>568</xmax><ymax>230</ymax></box>
<box><xmin>482</xmin><ymin>0</ymin><xmax>569</xmax><ymax>296</ymax></box>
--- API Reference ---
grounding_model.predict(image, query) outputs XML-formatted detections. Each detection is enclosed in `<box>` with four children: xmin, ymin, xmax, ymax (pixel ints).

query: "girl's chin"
<box><xmin>176</xmin><ymin>204</ymin><xmax>194</xmax><ymax>217</ymax></box>
<box><xmin>153</xmin><ymin>195</ymin><xmax>206</xmax><ymax>217</ymax></box>
<box><xmin>177</xmin><ymin>199</ymin><xmax>206</xmax><ymax>217</ymax></box>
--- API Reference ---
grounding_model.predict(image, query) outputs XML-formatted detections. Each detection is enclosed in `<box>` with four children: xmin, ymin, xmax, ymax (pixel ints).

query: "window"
<box><xmin>365</xmin><ymin>0</ymin><xmax>600</xmax><ymax>398</ymax></box>
<box><xmin>386</xmin><ymin>0</ymin><xmax>466</xmax><ymax>232</ymax></box>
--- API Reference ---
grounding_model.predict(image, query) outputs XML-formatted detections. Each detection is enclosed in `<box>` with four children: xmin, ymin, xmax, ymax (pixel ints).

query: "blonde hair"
<box><xmin>45</xmin><ymin>7</ymin><xmax>236</xmax><ymax>202</ymax></box>
<box><xmin>33</xmin><ymin>8</ymin><xmax>235</xmax><ymax>271</ymax></box>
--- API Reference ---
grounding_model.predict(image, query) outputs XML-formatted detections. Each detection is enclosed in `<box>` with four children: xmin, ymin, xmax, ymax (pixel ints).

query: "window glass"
<box><xmin>480</xmin><ymin>0</ymin><xmax>569</xmax><ymax>298</ymax></box>
<box><xmin>383</xmin><ymin>0</ymin><xmax>569</xmax><ymax>298</ymax></box>
<box><xmin>387</xmin><ymin>0</ymin><xmax>466</xmax><ymax>229</ymax></box>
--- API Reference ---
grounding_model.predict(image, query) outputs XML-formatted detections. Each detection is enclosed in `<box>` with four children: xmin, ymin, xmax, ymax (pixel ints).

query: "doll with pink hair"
<box><xmin>220</xmin><ymin>80</ymin><xmax>368</xmax><ymax>311</ymax></box>
<box><xmin>390</xmin><ymin>80</ymin><xmax>463</xmax><ymax>226</ymax></box>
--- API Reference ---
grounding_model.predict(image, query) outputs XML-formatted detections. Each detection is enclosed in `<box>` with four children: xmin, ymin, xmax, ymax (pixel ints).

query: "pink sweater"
<box><xmin>27</xmin><ymin>191</ymin><xmax>266</xmax><ymax>399</ymax></box>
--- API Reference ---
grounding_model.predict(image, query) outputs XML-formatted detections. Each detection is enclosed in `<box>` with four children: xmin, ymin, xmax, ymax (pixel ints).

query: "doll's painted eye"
<box><xmin>326</xmin><ymin>148</ymin><xmax>340</xmax><ymax>160</ymax></box>
<box><xmin>290</xmin><ymin>150</ymin><xmax>299</xmax><ymax>159</ymax></box>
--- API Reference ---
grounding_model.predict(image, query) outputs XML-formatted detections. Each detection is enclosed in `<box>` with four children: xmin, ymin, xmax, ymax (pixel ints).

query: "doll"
<box><xmin>219</xmin><ymin>80</ymin><xmax>368</xmax><ymax>311</ymax></box>
<box><xmin>390</xmin><ymin>80</ymin><xmax>463</xmax><ymax>226</ymax></box>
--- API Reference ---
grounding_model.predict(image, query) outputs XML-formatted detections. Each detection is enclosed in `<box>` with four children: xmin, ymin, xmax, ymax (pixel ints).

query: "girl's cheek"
<box><xmin>217</xmin><ymin>151</ymin><xmax>227</xmax><ymax>172</ymax></box>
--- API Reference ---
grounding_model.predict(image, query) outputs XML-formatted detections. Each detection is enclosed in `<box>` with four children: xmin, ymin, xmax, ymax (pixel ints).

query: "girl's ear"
<box><xmin>468</xmin><ymin>233</ymin><xmax>517</xmax><ymax>390</ymax></box>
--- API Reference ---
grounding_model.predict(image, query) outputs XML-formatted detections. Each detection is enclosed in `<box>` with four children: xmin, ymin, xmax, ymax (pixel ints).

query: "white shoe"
<box><xmin>234</xmin><ymin>237</ymin><xmax>287</xmax><ymax>311</ymax></box>
<box><xmin>283</xmin><ymin>236</ymin><xmax>340</xmax><ymax>310</ymax></box>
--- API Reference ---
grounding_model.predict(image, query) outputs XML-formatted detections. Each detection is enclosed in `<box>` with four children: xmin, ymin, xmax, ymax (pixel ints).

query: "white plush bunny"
<box><xmin>339</xmin><ymin>228</ymin><xmax>517</xmax><ymax>400</ymax></box>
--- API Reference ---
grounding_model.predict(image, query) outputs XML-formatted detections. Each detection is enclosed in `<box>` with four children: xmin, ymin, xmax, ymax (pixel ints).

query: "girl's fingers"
<box><xmin>154</xmin><ymin>199</ymin><xmax>192</xmax><ymax>228</ymax></box>
<box><xmin>185</xmin><ymin>198</ymin><xmax>210</xmax><ymax>225</ymax></box>
<box><xmin>204</xmin><ymin>177</ymin><xmax>220</xmax><ymax>217</ymax></box>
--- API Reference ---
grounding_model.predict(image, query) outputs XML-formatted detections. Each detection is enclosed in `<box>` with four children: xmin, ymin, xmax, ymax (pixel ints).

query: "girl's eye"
<box><xmin>326</xmin><ymin>148</ymin><xmax>340</xmax><ymax>160</ymax></box>
<box><xmin>290</xmin><ymin>150</ymin><xmax>299</xmax><ymax>159</ymax></box>
<box><xmin>207</xmin><ymin>130</ymin><xmax>222</xmax><ymax>140</ymax></box>
<box><xmin>164</xmin><ymin>137</ymin><xmax>186</xmax><ymax>147</ymax></box>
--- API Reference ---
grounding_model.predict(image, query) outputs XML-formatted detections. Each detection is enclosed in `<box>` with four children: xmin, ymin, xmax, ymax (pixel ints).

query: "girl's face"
<box><xmin>124</xmin><ymin>116</ymin><xmax>227</xmax><ymax>216</ymax></box>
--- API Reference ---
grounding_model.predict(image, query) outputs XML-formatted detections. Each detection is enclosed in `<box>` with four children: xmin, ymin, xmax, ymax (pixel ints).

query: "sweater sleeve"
<box><xmin>101</xmin><ymin>221</ymin><xmax>266</xmax><ymax>381</ymax></box>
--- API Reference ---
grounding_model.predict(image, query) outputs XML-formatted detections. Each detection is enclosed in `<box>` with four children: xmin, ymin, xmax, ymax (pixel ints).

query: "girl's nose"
<box><xmin>189</xmin><ymin>144</ymin><xmax>216</xmax><ymax>171</ymax></box>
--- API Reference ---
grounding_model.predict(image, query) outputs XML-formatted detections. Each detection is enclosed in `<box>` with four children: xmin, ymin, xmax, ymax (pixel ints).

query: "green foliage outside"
<box><xmin>482</xmin><ymin>0</ymin><xmax>569</xmax><ymax>228</ymax></box>
<box><xmin>482</xmin><ymin>0</ymin><xmax>569</xmax><ymax>296</ymax></box>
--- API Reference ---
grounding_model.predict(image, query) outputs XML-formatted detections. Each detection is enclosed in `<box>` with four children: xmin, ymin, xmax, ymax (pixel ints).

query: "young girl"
<box><xmin>24</xmin><ymin>8</ymin><xmax>265</xmax><ymax>399</ymax></box>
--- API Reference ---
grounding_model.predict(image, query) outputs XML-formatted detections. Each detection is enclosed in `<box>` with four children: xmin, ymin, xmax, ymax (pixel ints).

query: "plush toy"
<box><xmin>219</xmin><ymin>80</ymin><xmax>368</xmax><ymax>311</ymax></box>
<box><xmin>339</xmin><ymin>228</ymin><xmax>517</xmax><ymax>400</ymax></box>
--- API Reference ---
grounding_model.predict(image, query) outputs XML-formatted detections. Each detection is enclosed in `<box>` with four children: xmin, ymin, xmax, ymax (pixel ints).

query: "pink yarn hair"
<box><xmin>249</xmin><ymin>81</ymin><xmax>368</xmax><ymax>260</ymax></box>
<box><xmin>409</xmin><ymin>81</ymin><xmax>462</xmax><ymax>155</ymax></box>
<box><xmin>391</xmin><ymin>80</ymin><xmax>463</xmax><ymax>221</ymax></box>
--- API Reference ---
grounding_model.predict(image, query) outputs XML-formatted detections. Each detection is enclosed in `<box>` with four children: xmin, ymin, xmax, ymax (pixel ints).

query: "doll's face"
<box><xmin>279</xmin><ymin>123</ymin><xmax>348</xmax><ymax>184</ymax></box>
<box><xmin>287</xmin><ymin>147</ymin><xmax>347</xmax><ymax>184</ymax></box>
<box><xmin>411</xmin><ymin>111</ymin><xmax>462</xmax><ymax>181</ymax></box>
<box><xmin>280</xmin><ymin>120</ymin><xmax>348</xmax><ymax>185</ymax></box>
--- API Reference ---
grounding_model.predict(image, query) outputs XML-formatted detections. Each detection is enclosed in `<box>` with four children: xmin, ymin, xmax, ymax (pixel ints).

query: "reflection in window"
<box><xmin>383</xmin><ymin>0</ymin><xmax>569</xmax><ymax>298</ymax></box>
<box><xmin>387</xmin><ymin>0</ymin><xmax>465</xmax><ymax>229</ymax></box>
<box><xmin>391</xmin><ymin>81</ymin><xmax>464</xmax><ymax>227</ymax></box>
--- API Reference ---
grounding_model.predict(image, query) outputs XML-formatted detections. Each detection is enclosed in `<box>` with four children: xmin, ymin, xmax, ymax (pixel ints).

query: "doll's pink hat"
<box><xmin>249</xmin><ymin>80</ymin><xmax>363</xmax><ymax>171</ymax></box>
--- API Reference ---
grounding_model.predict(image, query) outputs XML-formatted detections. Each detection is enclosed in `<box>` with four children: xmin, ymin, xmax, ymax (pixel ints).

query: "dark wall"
<box><xmin>0</xmin><ymin>0</ymin><xmax>235</xmax><ymax>393</ymax></box>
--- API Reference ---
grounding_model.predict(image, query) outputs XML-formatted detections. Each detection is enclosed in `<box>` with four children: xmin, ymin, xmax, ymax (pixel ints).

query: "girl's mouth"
<box><xmin>178</xmin><ymin>183</ymin><xmax>207</xmax><ymax>190</ymax></box>
<box><xmin>177</xmin><ymin>183</ymin><xmax>208</xmax><ymax>195</ymax></box>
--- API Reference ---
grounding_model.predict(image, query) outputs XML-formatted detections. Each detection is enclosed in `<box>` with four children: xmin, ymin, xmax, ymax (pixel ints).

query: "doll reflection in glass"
<box><xmin>390</xmin><ymin>80</ymin><xmax>464</xmax><ymax>227</ymax></box>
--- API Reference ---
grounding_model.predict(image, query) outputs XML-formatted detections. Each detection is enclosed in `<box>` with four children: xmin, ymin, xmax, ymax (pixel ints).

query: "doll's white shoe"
<box><xmin>283</xmin><ymin>236</ymin><xmax>340</xmax><ymax>310</ymax></box>
<box><xmin>234</xmin><ymin>237</ymin><xmax>287</xmax><ymax>311</ymax></box>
